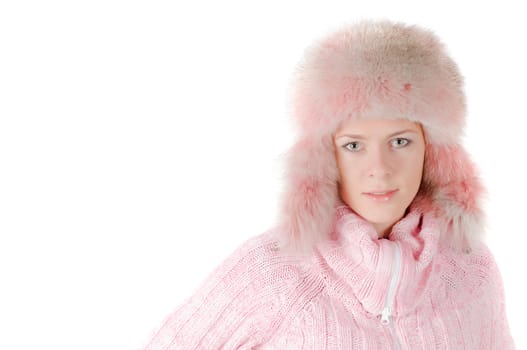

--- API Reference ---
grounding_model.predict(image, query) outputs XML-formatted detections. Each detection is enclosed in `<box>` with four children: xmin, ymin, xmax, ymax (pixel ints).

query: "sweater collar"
<box><xmin>313</xmin><ymin>201</ymin><xmax>441</xmax><ymax>318</ymax></box>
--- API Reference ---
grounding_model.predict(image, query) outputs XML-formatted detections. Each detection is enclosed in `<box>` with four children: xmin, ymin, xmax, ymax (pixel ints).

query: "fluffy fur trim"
<box><xmin>275</xmin><ymin>19</ymin><xmax>486</xmax><ymax>255</ymax></box>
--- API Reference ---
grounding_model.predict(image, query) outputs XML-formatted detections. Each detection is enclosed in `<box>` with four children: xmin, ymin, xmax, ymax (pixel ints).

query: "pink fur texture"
<box><xmin>275</xmin><ymin>20</ymin><xmax>486</xmax><ymax>254</ymax></box>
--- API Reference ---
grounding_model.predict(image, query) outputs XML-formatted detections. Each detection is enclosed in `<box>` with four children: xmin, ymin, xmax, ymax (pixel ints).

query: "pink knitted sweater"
<box><xmin>143</xmin><ymin>205</ymin><xmax>515</xmax><ymax>349</ymax></box>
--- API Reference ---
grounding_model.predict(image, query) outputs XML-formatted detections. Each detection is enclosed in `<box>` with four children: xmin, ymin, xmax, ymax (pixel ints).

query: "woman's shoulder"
<box><xmin>440</xmin><ymin>241</ymin><xmax>501</xmax><ymax>276</ymax></box>
<box><xmin>197</xmin><ymin>230</ymin><xmax>322</xmax><ymax>344</ymax></box>
<box><xmin>435</xmin><ymin>240</ymin><xmax>506</xmax><ymax>302</ymax></box>
<box><xmin>142</xmin><ymin>230</ymin><xmax>319</xmax><ymax>349</ymax></box>
<box><xmin>223</xmin><ymin>229</ymin><xmax>312</xmax><ymax>287</ymax></box>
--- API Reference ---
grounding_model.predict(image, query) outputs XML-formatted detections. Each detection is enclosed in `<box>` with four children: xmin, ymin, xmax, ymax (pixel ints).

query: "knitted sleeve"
<box><xmin>141</xmin><ymin>231</ymin><xmax>301</xmax><ymax>350</ymax></box>
<box><xmin>484</xmin><ymin>245</ymin><xmax>516</xmax><ymax>349</ymax></box>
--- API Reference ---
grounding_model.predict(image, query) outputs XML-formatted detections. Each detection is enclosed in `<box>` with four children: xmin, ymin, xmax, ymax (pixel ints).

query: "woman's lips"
<box><xmin>363</xmin><ymin>189</ymin><xmax>398</xmax><ymax>202</ymax></box>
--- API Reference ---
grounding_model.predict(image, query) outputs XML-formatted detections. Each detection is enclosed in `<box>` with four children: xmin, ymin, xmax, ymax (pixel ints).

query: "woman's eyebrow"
<box><xmin>335</xmin><ymin>129</ymin><xmax>418</xmax><ymax>139</ymax></box>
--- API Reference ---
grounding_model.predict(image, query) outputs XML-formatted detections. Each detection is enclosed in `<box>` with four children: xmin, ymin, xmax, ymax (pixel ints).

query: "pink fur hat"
<box><xmin>275</xmin><ymin>20</ymin><xmax>486</xmax><ymax>254</ymax></box>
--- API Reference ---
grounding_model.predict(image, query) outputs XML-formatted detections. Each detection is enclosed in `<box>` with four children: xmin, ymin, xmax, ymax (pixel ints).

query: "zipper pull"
<box><xmin>381</xmin><ymin>306</ymin><xmax>391</xmax><ymax>325</ymax></box>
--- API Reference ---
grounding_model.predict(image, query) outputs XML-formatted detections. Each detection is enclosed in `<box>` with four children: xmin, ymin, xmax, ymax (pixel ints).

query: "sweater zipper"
<box><xmin>380</xmin><ymin>242</ymin><xmax>402</xmax><ymax>350</ymax></box>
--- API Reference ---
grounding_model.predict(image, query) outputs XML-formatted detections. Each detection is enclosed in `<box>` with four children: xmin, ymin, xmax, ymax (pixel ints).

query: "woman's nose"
<box><xmin>367</xmin><ymin>148</ymin><xmax>393</xmax><ymax>178</ymax></box>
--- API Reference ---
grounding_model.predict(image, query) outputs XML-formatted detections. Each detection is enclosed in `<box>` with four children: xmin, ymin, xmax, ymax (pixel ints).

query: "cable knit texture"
<box><xmin>142</xmin><ymin>204</ymin><xmax>514</xmax><ymax>349</ymax></box>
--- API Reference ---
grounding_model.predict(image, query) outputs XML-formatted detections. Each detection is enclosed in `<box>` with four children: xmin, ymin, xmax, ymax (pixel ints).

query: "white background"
<box><xmin>1</xmin><ymin>1</ymin><xmax>525</xmax><ymax>349</ymax></box>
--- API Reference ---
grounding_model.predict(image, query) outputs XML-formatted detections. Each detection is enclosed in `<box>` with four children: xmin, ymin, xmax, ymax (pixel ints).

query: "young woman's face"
<box><xmin>334</xmin><ymin>118</ymin><xmax>426</xmax><ymax>238</ymax></box>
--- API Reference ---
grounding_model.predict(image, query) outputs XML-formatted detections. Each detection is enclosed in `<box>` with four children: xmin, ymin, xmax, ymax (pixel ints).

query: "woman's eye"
<box><xmin>392</xmin><ymin>138</ymin><xmax>411</xmax><ymax>147</ymax></box>
<box><xmin>344</xmin><ymin>142</ymin><xmax>361</xmax><ymax>151</ymax></box>
<box><xmin>343</xmin><ymin>139</ymin><xmax>411</xmax><ymax>151</ymax></box>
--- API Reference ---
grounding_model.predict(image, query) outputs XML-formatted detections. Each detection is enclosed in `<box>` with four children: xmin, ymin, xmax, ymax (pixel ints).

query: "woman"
<box><xmin>142</xmin><ymin>20</ymin><xmax>515</xmax><ymax>349</ymax></box>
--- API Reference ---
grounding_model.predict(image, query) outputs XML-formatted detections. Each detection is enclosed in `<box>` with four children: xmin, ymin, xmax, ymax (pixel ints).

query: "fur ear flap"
<box><xmin>423</xmin><ymin>144</ymin><xmax>488</xmax><ymax>252</ymax></box>
<box><xmin>275</xmin><ymin>135</ymin><xmax>339</xmax><ymax>256</ymax></box>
